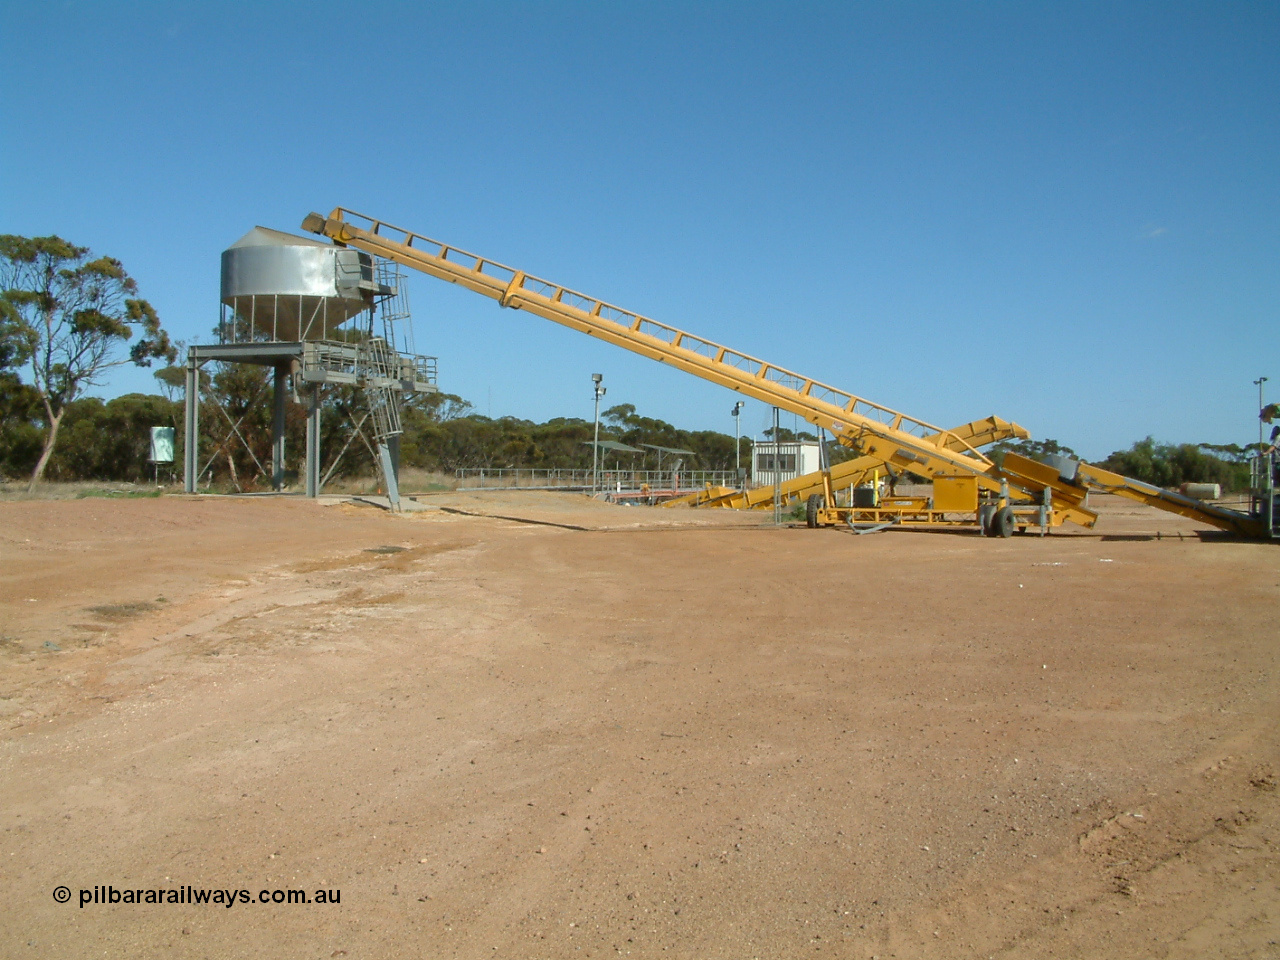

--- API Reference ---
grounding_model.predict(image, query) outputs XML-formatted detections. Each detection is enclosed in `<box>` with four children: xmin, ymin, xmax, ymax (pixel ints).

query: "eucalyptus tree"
<box><xmin>0</xmin><ymin>235</ymin><xmax>175</xmax><ymax>489</ymax></box>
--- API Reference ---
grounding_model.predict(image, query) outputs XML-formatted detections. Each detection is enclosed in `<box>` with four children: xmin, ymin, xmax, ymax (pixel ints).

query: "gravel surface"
<box><xmin>2</xmin><ymin>491</ymin><xmax>1277</xmax><ymax>958</ymax></box>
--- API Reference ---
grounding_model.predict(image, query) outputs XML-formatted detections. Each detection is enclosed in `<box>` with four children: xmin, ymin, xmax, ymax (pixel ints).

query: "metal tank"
<box><xmin>220</xmin><ymin>226</ymin><xmax>382</xmax><ymax>342</ymax></box>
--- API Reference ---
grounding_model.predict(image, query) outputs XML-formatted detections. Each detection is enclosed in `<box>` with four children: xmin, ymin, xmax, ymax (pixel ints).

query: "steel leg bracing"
<box><xmin>272</xmin><ymin>365</ymin><xmax>288</xmax><ymax>491</ymax></box>
<box><xmin>184</xmin><ymin>352</ymin><xmax>200</xmax><ymax>494</ymax></box>
<box><xmin>182</xmin><ymin>338</ymin><xmax>427</xmax><ymax>504</ymax></box>
<box><xmin>305</xmin><ymin>387</ymin><xmax>321</xmax><ymax>498</ymax></box>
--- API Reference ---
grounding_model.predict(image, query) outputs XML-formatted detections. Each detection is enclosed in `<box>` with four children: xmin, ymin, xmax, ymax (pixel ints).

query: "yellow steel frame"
<box><xmin>664</xmin><ymin>415</ymin><xmax>1025</xmax><ymax>509</ymax></box>
<box><xmin>932</xmin><ymin>475</ymin><xmax>980</xmax><ymax>513</ymax></box>
<box><xmin>302</xmin><ymin>208</ymin><xmax>1099</xmax><ymax>529</ymax></box>
<box><xmin>303</xmin><ymin>207</ymin><xmax>1268</xmax><ymax>538</ymax></box>
<box><xmin>1074</xmin><ymin>461</ymin><xmax>1265</xmax><ymax>536</ymax></box>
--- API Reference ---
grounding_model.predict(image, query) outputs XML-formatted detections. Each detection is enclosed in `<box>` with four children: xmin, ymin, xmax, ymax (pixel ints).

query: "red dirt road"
<box><xmin>1</xmin><ymin>492</ymin><xmax>1278</xmax><ymax>958</ymax></box>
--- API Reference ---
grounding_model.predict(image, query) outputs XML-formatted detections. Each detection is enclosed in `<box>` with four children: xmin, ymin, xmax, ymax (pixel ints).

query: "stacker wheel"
<box><xmin>806</xmin><ymin>493</ymin><xmax>825</xmax><ymax>528</ymax></box>
<box><xmin>978</xmin><ymin>502</ymin><xmax>997</xmax><ymax>535</ymax></box>
<box><xmin>991</xmin><ymin>506</ymin><xmax>1015</xmax><ymax>538</ymax></box>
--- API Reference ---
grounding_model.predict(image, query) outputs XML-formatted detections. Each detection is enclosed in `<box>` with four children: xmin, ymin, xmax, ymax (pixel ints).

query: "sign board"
<box><xmin>150</xmin><ymin>427</ymin><xmax>175</xmax><ymax>464</ymax></box>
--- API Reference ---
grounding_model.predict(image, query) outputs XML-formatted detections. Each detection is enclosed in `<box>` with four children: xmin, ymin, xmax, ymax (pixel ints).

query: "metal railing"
<box><xmin>407</xmin><ymin>353</ymin><xmax>438</xmax><ymax>386</ymax></box>
<box><xmin>1250</xmin><ymin>453</ymin><xmax>1277</xmax><ymax>537</ymax></box>
<box><xmin>455</xmin><ymin>468</ymin><xmax>740</xmax><ymax>490</ymax></box>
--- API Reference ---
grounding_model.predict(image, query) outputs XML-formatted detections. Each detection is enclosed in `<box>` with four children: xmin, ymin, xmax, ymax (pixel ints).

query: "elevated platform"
<box><xmin>183</xmin><ymin>340</ymin><xmax>437</xmax><ymax>501</ymax></box>
<box><xmin>188</xmin><ymin>341</ymin><xmax>437</xmax><ymax>393</ymax></box>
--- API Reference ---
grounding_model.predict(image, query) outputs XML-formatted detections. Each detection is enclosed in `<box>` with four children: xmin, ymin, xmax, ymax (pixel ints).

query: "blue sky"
<box><xmin>3</xmin><ymin>1</ymin><xmax>1276</xmax><ymax>460</ymax></box>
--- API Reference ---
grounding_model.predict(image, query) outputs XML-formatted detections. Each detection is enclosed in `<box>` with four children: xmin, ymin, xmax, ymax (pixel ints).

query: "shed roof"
<box><xmin>584</xmin><ymin>440</ymin><xmax>644</xmax><ymax>454</ymax></box>
<box><xmin>639</xmin><ymin>443</ymin><xmax>697</xmax><ymax>456</ymax></box>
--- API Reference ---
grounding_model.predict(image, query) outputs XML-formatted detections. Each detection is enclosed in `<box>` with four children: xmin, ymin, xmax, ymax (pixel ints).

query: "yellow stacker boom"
<box><xmin>302</xmin><ymin>208</ymin><xmax>1272</xmax><ymax>539</ymax></box>
<box><xmin>663</xmin><ymin>414</ymin><xmax>1028</xmax><ymax>510</ymax></box>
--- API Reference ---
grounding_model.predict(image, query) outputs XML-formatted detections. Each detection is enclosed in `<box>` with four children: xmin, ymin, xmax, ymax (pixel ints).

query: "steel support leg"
<box><xmin>387</xmin><ymin>434</ymin><xmax>401</xmax><ymax>489</ymax></box>
<box><xmin>378</xmin><ymin>442</ymin><xmax>401</xmax><ymax>512</ymax></box>
<box><xmin>305</xmin><ymin>386</ymin><xmax>321</xmax><ymax>498</ymax></box>
<box><xmin>272</xmin><ymin>364</ymin><xmax>287</xmax><ymax>491</ymax></box>
<box><xmin>184</xmin><ymin>353</ymin><xmax>199</xmax><ymax>493</ymax></box>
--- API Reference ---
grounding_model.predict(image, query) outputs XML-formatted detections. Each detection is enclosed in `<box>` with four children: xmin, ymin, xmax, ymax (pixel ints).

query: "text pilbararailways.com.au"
<box><xmin>64</xmin><ymin>885</ymin><xmax>341</xmax><ymax>908</ymax></box>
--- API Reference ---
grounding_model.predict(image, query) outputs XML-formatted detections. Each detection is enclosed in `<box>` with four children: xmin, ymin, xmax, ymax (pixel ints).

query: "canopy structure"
<box><xmin>638</xmin><ymin>443</ymin><xmax>698</xmax><ymax>469</ymax></box>
<box><xmin>639</xmin><ymin>444</ymin><xmax>697</xmax><ymax>457</ymax></box>
<box><xmin>583</xmin><ymin>440</ymin><xmax>644</xmax><ymax>455</ymax></box>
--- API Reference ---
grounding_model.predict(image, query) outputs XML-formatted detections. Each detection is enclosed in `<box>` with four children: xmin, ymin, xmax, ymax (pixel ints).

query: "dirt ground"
<box><xmin>1</xmin><ymin>490</ymin><xmax>1278</xmax><ymax>959</ymax></box>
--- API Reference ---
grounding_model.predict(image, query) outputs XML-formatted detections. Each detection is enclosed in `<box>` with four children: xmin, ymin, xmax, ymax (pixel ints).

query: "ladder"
<box><xmin>356</xmin><ymin>335</ymin><xmax>403</xmax><ymax>510</ymax></box>
<box><xmin>357</xmin><ymin>336</ymin><xmax>403</xmax><ymax>442</ymax></box>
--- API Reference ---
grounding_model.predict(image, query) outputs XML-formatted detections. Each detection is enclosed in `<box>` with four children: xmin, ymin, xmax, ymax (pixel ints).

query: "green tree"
<box><xmin>0</xmin><ymin>235</ymin><xmax>175</xmax><ymax>490</ymax></box>
<box><xmin>0</xmin><ymin>269</ymin><xmax>41</xmax><ymax>479</ymax></box>
<box><xmin>0</xmin><ymin>291</ymin><xmax>31</xmax><ymax>373</ymax></box>
<box><xmin>988</xmin><ymin>437</ymin><xmax>1077</xmax><ymax>469</ymax></box>
<box><xmin>601</xmin><ymin>402</ymin><xmax>744</xmax><ymax>470</ymax></box>
<box><xmin>1197</xmin><ymin>442</ymin><xmax>1251</xmax><ymax>464</ymax></box>
<box><xmin>0</xmin><ymin>372</ymin><xmax>43</xmax><ymax>479</ymax></box>
<box><xmin>47</xmin><ymin>393</ymin><xmax>181</xmax><ymax>482</ymax></box>
<box><xmin>762</xmin><ymin>426</ymin><xmax>817</xmax><ymax>442</ymax></box>
<box><xmin>1099</xmin><ymin>436</ymin><xmax>1249</xmax><ymax>492</ymax></box>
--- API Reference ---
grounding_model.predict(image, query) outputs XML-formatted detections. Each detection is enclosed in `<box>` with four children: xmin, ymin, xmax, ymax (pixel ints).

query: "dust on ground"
<box><xmin>1</xmin><ymin>491</ymin><xmax>1278</xmax><ymax>959</ymax></box>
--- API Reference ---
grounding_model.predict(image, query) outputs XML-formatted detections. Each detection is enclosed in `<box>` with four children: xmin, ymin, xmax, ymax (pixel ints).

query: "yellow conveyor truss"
<box><xmin>302</xmin><ymin>208</ymin><xmax>1265</xmax><ymax>538</ymax></box>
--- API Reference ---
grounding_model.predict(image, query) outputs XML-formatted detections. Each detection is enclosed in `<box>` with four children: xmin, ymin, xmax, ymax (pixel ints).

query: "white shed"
<box><xmin>751</xmin><ymin>440</ymin><xmax>822</xmax><ymax>486</ymax></box>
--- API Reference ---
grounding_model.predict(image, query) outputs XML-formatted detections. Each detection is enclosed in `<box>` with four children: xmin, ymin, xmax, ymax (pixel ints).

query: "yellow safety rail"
<box><xmin>303</xmin><ymin>209</ymin><xmax>1106</xmax><ymax>524</ymax></box>
<box><xmin>305</xmin><ymin>207</ymin><xmax>1280</xmax><ymax>537</ymax></box>
<box><xmin>302</xmin><ymin>207</ymin><xmax>1280</xmax><ymax>538</ymax></box>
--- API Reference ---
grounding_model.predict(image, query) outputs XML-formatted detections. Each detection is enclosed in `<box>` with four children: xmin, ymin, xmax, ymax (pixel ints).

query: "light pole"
<box><xmin>772</xmin><ymin>406</ymin><xmax>781</xmax><ymax>525</ymax></box>
<box><xmin>1256</xmin><ymin>377</ymin><xmax>1269</xmax><ymax>452</ymax></box>
<box><xmin>731</xmin><ymin>400</ymin><xmax>744</xmax><ymax>483</ymax></box>
<box><xmin>591</xmin><ymin>373</ymin><xmax>606</xmax><ymax>496</ymax></box>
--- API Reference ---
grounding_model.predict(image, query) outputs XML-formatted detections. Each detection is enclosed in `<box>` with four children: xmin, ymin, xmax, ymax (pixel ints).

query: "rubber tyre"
<box><xmin>991</xmin><ymin>506</ymin><xmax>1015</xmax><ymax>538</ymax></box>
<box><xmin>978</xmin><ymin>502</ymin><xmax>997</xmax><ymax>536</ymax></box>
<box><xmin>806</xmin><ymin>493</ymin><xmax>825</xmax><ymax>529</ymax></box>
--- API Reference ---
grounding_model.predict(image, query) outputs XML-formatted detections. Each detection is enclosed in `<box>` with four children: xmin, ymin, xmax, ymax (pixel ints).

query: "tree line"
<box><xmin>0</xmin><ymin>379</ymin><xmax>753</xmax><ymax>487</ymax></box>
<box><xmin>0</xmin><ymin>372</ymin><xmax>1261</xmax><ymax>494</ymax></box>
<box><xmin>0</xmin><ymin>232</ymin><xmax>1263</xmax><ymax>493</ymax></box>
<box><xmin>989</xmin><ymin>436</ymin><xmax>1254</xmax><ymax>493</ymax></box>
